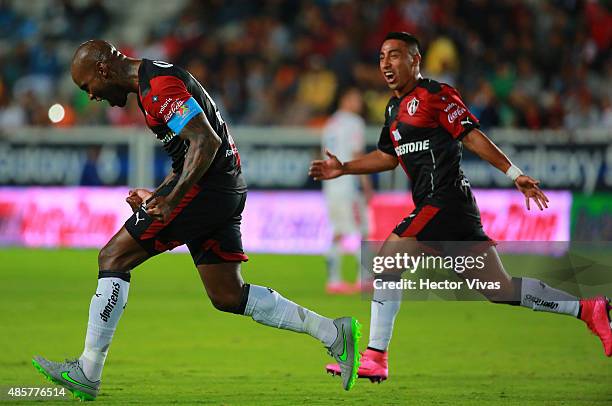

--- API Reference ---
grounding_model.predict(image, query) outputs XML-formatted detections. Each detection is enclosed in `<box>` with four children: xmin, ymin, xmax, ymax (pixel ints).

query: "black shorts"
<box><xmin>392</xmin><ymin>197</ymin><xmax>490</xmax><ymax>242</ymax></box>
<box><xmin>125</xmin><ymin>183</ymin><xmax>248</xmax><ymax>265</ymax></box>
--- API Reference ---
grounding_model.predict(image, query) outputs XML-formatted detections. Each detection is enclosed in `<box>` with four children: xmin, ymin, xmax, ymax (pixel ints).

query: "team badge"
<box><xmin>407</xmin><ymin>97</ymin><xmax>419</xmax><ymax>116</ymax></box>
<box><xmin>152</xmin><ymin>95</ymin><xmax>158</xmax><ymax>103</ymax></box>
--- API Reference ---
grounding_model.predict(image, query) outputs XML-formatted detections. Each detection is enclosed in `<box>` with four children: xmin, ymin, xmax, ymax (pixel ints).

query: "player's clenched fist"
<box><xmin>125</xmin><ymin>189</ymin><xmax>154</xmax><ymax>212</ymax></box>
<box><xmin>146</xmin><ymin>195</ymin><xmax>175</xmax><ymax>223</ymax></box>
<box><xmin>309</xmin><ymin>149</ymin><xmax>344</xmax><ymax>181</ymax></box>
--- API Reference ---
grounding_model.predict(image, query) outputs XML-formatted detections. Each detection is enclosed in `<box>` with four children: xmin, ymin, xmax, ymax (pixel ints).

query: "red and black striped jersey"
<box><xmin>378</xmin><ymin>78</ymin><xmax>479</xmax><ymax>206</ymax></box>
<box><xmin>137</xmin><ymin>59</ymin><xmax>246</xmax><ymax>193</ymax></box>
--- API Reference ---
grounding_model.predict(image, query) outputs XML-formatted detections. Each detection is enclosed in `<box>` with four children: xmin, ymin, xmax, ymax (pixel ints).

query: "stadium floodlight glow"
<box><xmin>48</xmin><ymin>103</ymin><xmax>65</xmax><ymax>123</ymax></box>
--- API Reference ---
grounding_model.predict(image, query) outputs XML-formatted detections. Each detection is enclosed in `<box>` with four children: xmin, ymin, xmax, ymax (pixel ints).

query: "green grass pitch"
<box><xmin>1</xmin><ymin>248</ymin><xmax>610</xmax><ymax>405</ymax></box>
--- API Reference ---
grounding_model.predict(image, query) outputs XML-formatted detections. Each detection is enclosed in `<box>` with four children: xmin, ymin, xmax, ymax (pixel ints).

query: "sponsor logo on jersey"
<box><xmin>158</xmin><ymin>97</ymin><xmax>173</xmax><ymax>115</ymax></box>
<box><xmin>163</xmin><ymin>99</ymin><xmax>185</xmax><ymax>122</ymax></box>
<box><xmin>447</xmin><ymin>106</ymin><xmax>467</xmax><ymax>123</ymax></box>
<box><xmin>225</xmin><ymin>133</ymin><xmax>239</xmax><ymax>157</ymax></box>
<box><xmin>392</xmin><ymin>129</ymin><xmax>402</xmax><ymax>141</ymax></box>
<box><xmin>395</xmin><ymin>139</ymin><xmax>430</xmax><ymax>156</ymax></box>
<box><xmin>407</xmin><ymin>97</ymin><xmax>419</xmax><ymax>116</ymax></box>
<box><xmin>443</xmin><ymin>102</ymin><xmax>457</xmax><ymax>112</ymax></box>
<box><xmin>99</xmin><ymin>282</ymin><xmax>121</xmax><ymax>322</ymax></box>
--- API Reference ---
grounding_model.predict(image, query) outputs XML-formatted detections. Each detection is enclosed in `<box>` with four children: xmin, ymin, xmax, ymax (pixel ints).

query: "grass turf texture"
<box><xmin>1</xmin><ymin>248</ymin><xmax>610</xmax><ymax>405</ymax></box>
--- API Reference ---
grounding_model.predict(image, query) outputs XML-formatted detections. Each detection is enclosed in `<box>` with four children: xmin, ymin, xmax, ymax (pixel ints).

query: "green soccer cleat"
<box><xmin>32</xmin><ymin>356</ymin><xmax>100</xmax><ymax>401</ymax></box>
<box><xmin>327</xmin><ymin>317</ymin><xmax>362</xmax><ymax>391</ymax></box>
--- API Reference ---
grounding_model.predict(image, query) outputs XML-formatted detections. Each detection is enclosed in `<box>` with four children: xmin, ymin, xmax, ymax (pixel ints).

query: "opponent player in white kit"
<box><xmin>322</xmin><ymin>87</ymin><xmax>373</xmax><ymax>294</ymax></box>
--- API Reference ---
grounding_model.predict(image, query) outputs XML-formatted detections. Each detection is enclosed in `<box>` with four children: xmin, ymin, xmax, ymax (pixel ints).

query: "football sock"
<box><xmin>518</xmin><ymin>277</ymin><xmax>580</xmax><ymax>317</ymax></box>
<box><xmin>79</xmin><ymin>272</ymin><xmax>130</xmax><ymax>381</ymax></box>
<box><xmin>368</xmin><ymin>277</ymin><xmax>402</xmax><ymax>351</ymax></box>
<box><xmin>326</xmin><ymin>240</ymin><xmax>342</xmax><ymax>283</ymax></box>
<box><xmin>242</xmin><ymin>284</ymin><xmax>337</xmax><ymax>347</ymax></box>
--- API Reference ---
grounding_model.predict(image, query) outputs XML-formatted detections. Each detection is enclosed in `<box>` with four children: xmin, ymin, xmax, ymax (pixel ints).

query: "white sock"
<box><xmin>519</xmin><ymin>277</ymin><xmax>580</xmax><ymax>317</ymax></box>
<box><xmin>326</xmin><ymin>240</ymin><xmax>342</xmax><ymax>283</ymax></box>
<box><xmin>243</xmin><ymin>284</ymin><xmax>337</xmax><ymax>347</ymax></box>
<box><xmin>79</xmin><ymin>274</ymin><xmax>130</xmax><ymax>381</ymax></box>
<box><xmin>368</xmin><ymin>280</ymin><xmax>402</xmax><ymax>351</ymax></box>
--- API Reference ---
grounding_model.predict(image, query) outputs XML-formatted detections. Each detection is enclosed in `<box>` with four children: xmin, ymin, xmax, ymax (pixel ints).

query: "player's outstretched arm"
<box><xmin>146</xmin><ymin>113</ymin><xmax>221</xmax><ymax>221</ymax></box>
<box><xmin>462</xmin><ymin>128</ymin><xmax>549</xmax><ymax>210</ymax></box>
<box><xmin>309</xmin><ymin>149</ymin><xmax>398</xmax><ymax>180</ymax></box>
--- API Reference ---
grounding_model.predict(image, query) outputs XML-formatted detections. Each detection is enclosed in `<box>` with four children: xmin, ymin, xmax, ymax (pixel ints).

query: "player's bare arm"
<box><xmin>310</xmin><ymin>149</ymin><xmax>398</xmax><ymax>181</ymax></box>
<box><xmin>146</xmin><ymin>113</ymin><xmax>222</xmax><ymax>221</ymax></box>
<box><xmin>462</xmin><ymin>128</ymin><xmax>549</xmax><ymax>210</ymax></box>
<box><xmin>153</xmin><ymin>171</ymin><xmax>176</xmax><ymax>195</ymax></box>
<box><xmin>352</xmin><ymin>152</ymin><xmax>375</xmax><ymax>202</ymax></box>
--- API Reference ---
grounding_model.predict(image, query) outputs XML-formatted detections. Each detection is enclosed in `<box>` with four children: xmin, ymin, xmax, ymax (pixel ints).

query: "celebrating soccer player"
<box><xmin>310</xmin><ymin>32</ymin><xmax>611</xmax><ymax>383</ymax></box>
<box><xmin>31</xmin><ymin>40</ymin><xmax>361</xmax><ymax>400</ymax></box>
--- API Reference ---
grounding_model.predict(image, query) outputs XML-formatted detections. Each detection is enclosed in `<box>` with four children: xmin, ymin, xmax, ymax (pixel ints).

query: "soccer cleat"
<box><xmin>326</xmin><ymin>348</ymin><xmax>388</xmax><ymax>383</ymax></box>
<box><xmin>353</xmin><ymin>279</ymin><xmax>374</xmax><ymax>293</ymax></box>
<box><xmin>579</xmin><ymin>296</ymin><xmax>612</xmax><ymax>356</ymax></box>
<box><xmin>32</xmin><ymin>356</ymin><xmax>100</xmax><ymax>401</ymax></box>
<box><xmin>327</xmin><ymin>317</ymin><xmax>362</xmax><ymax>390</ymax></box>
<box><xmin>326</xmin><ymin>281</ymin><xmax>357</xmax><ymax>295</ymax></box>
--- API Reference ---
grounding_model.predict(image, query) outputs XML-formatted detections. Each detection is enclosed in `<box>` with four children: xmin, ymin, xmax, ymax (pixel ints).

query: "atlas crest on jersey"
<box><xmin>407</xmin><ymin>97</ymin><xmax>419</xmax><ymax>116</ymax></box>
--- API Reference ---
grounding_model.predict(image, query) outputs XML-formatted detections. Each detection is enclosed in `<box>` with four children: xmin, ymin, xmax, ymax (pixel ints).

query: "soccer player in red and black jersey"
<box><xmin>312</xmin><ymin>32</ymin><xmax>612</xmax><ymax>383</ymax></box>
<box><xmin>31</xmin><ymin>40</ymin><xmax>362</xmax><ymax>400</ymax></box>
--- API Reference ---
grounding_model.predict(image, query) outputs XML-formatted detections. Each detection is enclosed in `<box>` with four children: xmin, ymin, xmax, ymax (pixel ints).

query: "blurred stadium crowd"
<box><xmin>0</xmin><ymin>0</ymin><xmax>610</xmax><ymax>131</ymax></box>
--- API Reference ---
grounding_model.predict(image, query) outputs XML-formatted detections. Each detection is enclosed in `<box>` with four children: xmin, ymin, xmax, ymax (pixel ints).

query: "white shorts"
<box><xmin>325</xmin><ymin>195</ymin><xmax>368</xmax><ymax>236</ymax></box>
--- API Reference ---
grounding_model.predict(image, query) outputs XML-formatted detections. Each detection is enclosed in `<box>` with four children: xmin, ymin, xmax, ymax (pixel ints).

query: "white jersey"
<box><xmin>322</xmin><ymin>111</ymin><xmax>366</xmax><ymax>198</ymax></box>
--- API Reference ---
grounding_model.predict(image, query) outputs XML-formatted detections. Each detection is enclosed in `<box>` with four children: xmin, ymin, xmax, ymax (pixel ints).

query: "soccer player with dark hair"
<box><xmin>31</xmin><ymin>40</ymin><xmax>361</xmax><ymax>400</ymax></box>
<box><xmin>311</xmin><ymin>32</ymin><xmax>611</xmax><ymax>383</ymax></box>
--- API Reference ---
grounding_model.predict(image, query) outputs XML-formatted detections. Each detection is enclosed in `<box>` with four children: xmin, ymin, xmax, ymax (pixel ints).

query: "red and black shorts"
<box><xmin>125</xmin><ymin>182</ymin><xmax>248</xmax><ymax>265</ymax></box>
<box><xmin>392</xmin><ymin>198</ymin><xmax>490</xmax><ymax>242</ymax></box>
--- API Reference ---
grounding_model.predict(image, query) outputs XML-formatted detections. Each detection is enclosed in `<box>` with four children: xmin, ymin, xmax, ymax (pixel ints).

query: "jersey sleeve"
<box><xmin>377</xmin><ymin>125</ymin><xmax>395</xmax><ymax>156</ymax></box>
<box><xmin>433</xmin><ymin>85</ymin><xmax>479</xmax><ymax>140</ymax></box>
<box><xmin>377</xmin><ymin>101</ymin><xmax>395</xmax><ymax>155</ymax></box>
<box><xmin>148</xmin><ymin>76</ymin><xmax>204</xmax><ymax>134</ymax></box>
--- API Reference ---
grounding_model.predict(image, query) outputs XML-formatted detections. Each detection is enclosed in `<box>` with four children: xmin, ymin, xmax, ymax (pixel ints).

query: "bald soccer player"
<box><xmin>31</xmin><ymin>40</ymin><xmax>361</xmax><ymax>400</ymax></box>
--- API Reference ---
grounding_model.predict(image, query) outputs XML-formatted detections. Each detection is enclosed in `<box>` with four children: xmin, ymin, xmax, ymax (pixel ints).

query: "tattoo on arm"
<box><xmin>168</xmin><ymin>113</ymin><xmax>222</xmax><ymax>205</ymax></box>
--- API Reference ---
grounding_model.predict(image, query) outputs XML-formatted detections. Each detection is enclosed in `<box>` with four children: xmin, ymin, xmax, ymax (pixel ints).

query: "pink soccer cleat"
<box><xmin>326</xmin><ymin>281</ymin><xmax>357</xmax><ymax>295</ymax></box>
<box><xmin>580</xmin><ymin>296</ymin><xmax>612</xmax><ymax>357</ymax></box>
<box><xmin>326</xmin><ymin>348</ymin><xmax>388</xmax><ymax>383</ymax></box>
<box><xmin>354</xmin><ymin>279</ymin><xmax>374</xmax><ymax>293</ymax></box>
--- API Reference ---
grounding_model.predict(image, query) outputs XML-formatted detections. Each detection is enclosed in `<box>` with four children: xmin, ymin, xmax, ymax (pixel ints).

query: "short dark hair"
<box><xmin>384</xmin><ymin>32</ymin><xmax>420</xmax><ymax>53</ymax></box>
